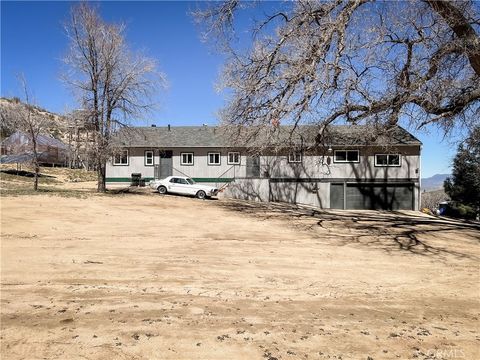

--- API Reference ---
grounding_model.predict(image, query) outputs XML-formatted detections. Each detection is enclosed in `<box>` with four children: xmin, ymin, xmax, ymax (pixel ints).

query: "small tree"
<box><xmin>0</xmin><ymin>75</ymin><xmax>51</xmax><ymax>190</ymax></box>
<box><xmin>63</xmin><ymin>3</ymin><xmax>164</xmax><ymax>192</ymax></box>
<box><xmin>444</xmin><ymin>126</ymin><xmax>480</xmax><ymax>217</ymax></box>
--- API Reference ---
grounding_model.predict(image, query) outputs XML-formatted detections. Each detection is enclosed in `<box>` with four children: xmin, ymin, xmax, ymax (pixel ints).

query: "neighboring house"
<box><xmin>106</xmin><ymin>125</ymin><xmax>422</xmax><ymax>210</ymax></box>
<box><xmin>0</xmin><ymin>130</ymin><xmax>69</xmax><ymax>166</ymax></box>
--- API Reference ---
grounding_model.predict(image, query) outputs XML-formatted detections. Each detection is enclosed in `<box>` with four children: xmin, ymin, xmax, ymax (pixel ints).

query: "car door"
<box><xmin>175</xmin><ymin>178</ymin><xmax>193</xmax><ymax>195</ymax></box>
<box><xmin>167</xmin><ymin>177</ymin><xmax>180</xmax><ymax>194</ymax></box>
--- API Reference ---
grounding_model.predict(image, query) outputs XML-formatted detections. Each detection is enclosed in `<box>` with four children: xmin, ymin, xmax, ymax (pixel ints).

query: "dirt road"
<box><xmin>1</xmin><ymin>191</ymin><xmax>479</xmax><ymax>359</ymax></box>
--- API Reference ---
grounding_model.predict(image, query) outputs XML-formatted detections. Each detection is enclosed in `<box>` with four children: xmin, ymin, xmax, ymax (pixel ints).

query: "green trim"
<box><xmin>192</xmin><ymin>177</ymin><xmax>233</xmax><ymax>183</ymax></box>
<box><xmin>106</xmin><ymin>177</ymin><xmax>233</xmax><ymax>183</ymax></box>
<box><xmin>106</xmin><ymin>177</ymin><xmax>154</xmax><ymax>183</ymax></box>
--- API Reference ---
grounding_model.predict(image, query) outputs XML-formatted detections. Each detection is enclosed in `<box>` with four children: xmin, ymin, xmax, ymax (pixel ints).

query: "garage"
<box><xmin>331</xmin><ymin>183</ymin><xmax>415</xmax><ymax>210</ymax></box>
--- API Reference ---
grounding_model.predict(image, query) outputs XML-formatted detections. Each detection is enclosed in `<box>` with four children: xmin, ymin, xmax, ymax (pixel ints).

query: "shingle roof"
<box><xmin>115</xmin><ymin>125</ymin><xmax>421</xmax><ymax>148</ymax></box>
<box><xmin>116</xmin><ymin>126</ymin><xmax>225</xmax><ymax>147</ymax></box>
<box><xmin>316</xmin><ymin>125</ymin><xmax>422</xmax><ymax>146</ymax></box>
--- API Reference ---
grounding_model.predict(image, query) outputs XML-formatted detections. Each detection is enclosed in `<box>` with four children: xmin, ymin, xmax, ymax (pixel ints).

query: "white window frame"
<box><xmin>113</xmin><ymin>149</ymin><xmax>129</xmax><ymax>166</ymax></box>
<box><xmin>374</xmin><ymin>154</ymin><xmax>401</xmax><ymax>167</ymax></box>
<box><xmin>144</xmin><ymin>150</ymin><xmax>154</xmax><ymax>166</ymax></box>
<box><xmin>334</xmin><ymin>150</ymin><xmax>359</xmax><ymax>163</ymax></box>
<box><xmin>207</xmin><ymin>152</ymin><xmax>221</xmax><ymax>166</ymax></box>
<box><xmin>180</xmin><ymin>152</ymin><xmax>194</xmax><ymax>166</ymax></box>
<box><xmin>227</xmin><ymin>152</ymin><xmax>240</xmax><ymax>165</ymax></box>
<box><xmin>288</xmin><ymin>151</ymin><xmax>302</xmax><ymax>163</ymax></box>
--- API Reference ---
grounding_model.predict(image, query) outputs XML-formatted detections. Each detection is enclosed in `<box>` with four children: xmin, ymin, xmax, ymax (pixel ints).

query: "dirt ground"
<box><xmin>1</xmin><ymin>178</ymin><xmax>479</xmax><ymax>359</ymax></box>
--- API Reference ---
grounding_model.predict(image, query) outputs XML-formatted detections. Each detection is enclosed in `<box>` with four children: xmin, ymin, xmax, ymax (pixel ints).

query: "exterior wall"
<box><xmin>269</xmin><ymin>181</ymin><xmax>330</xmax><ymax>208</ymax></box>
<box><xmin>223</xmin><ymin>178</ymin><xmax>270</xmax><ymax>202</ymax></box>
<box><xmin>224</xmin><ymin>179</ymin><xmax>420</xmax><ymax>210</ymax></box>
<box><xmin>260</xmin><ymin>146</ymin><xmax>420</xmax><ymax>181</ymax></box>
<box><xmin>106</xmin><ymin>147</ymin><xmax>247</xmax><ymax>185</ymax></box>
<box><xmin>106</xmin><ymin>148</ymin><xmax>155</xmax><ymax>183</ymax></box>
<box><xmin>106</xmin><ymin>146</ymin><xmax>420</xmax><ymax>182</ymax></box>
<box><xmin>170</xmin><ymin>148</ymin><xmax>247</xmax><ymax>179</ymax></box>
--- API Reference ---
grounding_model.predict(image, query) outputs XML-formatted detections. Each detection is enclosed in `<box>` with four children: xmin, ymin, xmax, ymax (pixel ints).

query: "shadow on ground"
<box><xmin>219</xmin><ymin>199</ymin><xmax>480</xmax><ymax>262</ymax></box>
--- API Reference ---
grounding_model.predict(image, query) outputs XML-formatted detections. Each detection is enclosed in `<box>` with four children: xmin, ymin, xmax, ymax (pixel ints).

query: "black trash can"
<box><xmin>131</xmin><ymin>173</ymin><xmax>141</xmax><ymax>186</ymax></box>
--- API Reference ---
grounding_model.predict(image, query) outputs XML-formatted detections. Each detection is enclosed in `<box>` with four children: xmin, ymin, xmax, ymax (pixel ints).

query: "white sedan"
<box><xmin>149</xmin><ymin>176</ymin><xmax>218</xmax><ymax>199</ymax></box>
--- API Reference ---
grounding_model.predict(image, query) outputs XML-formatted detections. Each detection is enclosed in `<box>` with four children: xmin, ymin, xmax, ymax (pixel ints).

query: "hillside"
<box><xmin>421</xmin><ymin>173</ymin><xmax>450</xmax><ymax>191</ymax></box>
<box><xmin>0</xmin><ymin>97</ymin><xmax>67</xmax><ymax>139</ymax></box>
<box><xmin>1</xmin><ymin>97</ymin><xmax>97</xmax><ymax>169</ymax></box>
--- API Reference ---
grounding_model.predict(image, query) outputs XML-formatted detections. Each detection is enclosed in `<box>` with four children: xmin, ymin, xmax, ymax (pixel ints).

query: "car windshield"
<box><xmin>186</xmin><ymin>178</ymin><xmax>195</xmax><ymax>185</ymax></box>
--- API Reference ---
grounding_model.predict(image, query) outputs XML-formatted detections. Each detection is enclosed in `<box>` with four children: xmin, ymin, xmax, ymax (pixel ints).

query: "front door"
<box><xmin>246</xmin><ymin>156</ymin><xmax>260</xmax><ymax>177</ymax></box>
<box><xmin>159</xmin><ymin>150</ymin><xmax>173</xmax><ymax>178</ymax></box>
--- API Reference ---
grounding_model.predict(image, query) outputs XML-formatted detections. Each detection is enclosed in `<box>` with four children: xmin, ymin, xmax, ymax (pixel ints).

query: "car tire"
<box><xmin>196</xmin><ymin>190</ymin><xmax>206</xmax><ymax>199</ymax></box>
<box><xmin>157</xmin><ymin>186</ymin><xmax>167</xmax><ymax>195</ymax></box>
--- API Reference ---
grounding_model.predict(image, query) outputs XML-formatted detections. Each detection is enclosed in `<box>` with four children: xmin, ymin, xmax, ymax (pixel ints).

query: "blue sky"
<box><xmin>1</xmin><ymin>1</ymin><xmax>459</xmax><ymax>177</ymax></box>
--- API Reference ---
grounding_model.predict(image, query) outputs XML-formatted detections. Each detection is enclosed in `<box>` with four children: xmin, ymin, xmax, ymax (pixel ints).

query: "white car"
<box><xmin>149</xmin><ymin>176</ymin><xmax>218</xmax><ymax>199</ymax></box>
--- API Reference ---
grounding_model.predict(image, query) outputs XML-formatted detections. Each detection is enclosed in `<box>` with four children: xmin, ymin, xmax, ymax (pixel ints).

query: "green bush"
<box><xmin>444</xmin><ymin>203</ymin><xmax>477</xmax><ymax>220</ymax></box>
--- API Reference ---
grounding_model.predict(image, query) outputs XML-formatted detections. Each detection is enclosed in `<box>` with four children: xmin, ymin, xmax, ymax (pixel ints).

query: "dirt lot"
<box><xmin>1</xmin><ymin>178</ymin><xmax>479</xmax><ymax>359</ymax></box>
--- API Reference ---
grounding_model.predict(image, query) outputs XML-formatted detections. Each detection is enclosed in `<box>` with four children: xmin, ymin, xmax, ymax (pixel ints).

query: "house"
<box><xmin>106</xmin><ymin>125</ymin><xmax>422</xmax><ymax>210</ymax></box>
<box><xmin>0</xmin><ymin>130</ymin><xmax>69</xmax><ymax>166</ymax></box>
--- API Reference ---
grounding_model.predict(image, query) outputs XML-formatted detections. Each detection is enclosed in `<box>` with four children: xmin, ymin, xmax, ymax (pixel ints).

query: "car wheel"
<box><xmin>157</xmin><ymin>186</ymin><xmax>167</xmax><ymax>194</ymax></box>
<box><xmin>196</xmin><ymin>190</ymin><xmax>206</xmax><ymax>199</ymax></box>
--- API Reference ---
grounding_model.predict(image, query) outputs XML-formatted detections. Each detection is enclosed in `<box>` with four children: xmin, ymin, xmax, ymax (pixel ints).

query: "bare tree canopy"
<box><xmin>0</xmin><ymin>75</ymin><xmax>54</xmax><ymax>190</ymax></box>
<box><xmin>195</xmin><ymin>0</ymin><xmax>480</xmax><ymax>142</ymax></box>
<box><xmin>63</xmin><ymin>3</ymin><xmax>165</xmax><ymax>191</ymax></box>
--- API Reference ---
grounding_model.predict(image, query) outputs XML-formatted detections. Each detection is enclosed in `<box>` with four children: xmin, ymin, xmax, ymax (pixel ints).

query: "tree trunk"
<box><xmin>31</xmin><ymin>135</ymin><xmax>39</xmax><ymax>191</ymax></box>
<box><xmin>97</xmin><ymin>158</ymin><xmax>106</xmax><ymax>193</ymax></box>
<box><xmin>426</xmin><ymin>0</ymin><xmax>480</xmax><ymax>76</ymax></box>
<box><xmin>33</xmin><ymin>163</ymin><xmax>39</xmax><ymax>191</ymax></box>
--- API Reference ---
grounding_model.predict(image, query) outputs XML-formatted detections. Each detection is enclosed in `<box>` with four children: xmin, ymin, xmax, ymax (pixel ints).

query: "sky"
<box><xmin>1</xmin><ymin>0</ymin><xmax>461</xmax><ymax>177</ymax></box>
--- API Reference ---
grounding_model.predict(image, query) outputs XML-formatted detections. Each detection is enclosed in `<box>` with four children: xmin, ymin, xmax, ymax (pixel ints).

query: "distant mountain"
<box><xmin>421</xmin><ymin>174</ymin><xmax>450</xmax><ymax>191</ymax></box>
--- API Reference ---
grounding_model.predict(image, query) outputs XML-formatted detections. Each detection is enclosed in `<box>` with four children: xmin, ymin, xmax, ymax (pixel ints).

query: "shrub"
<box><xmin>444</xmin><ymin>203</ymin><xmax>477</xmax><ymax>220</ymax></box>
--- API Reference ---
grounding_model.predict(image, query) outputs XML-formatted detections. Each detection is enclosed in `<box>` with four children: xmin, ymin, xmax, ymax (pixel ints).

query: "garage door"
<box><xmin>345</xmin><ymin>183</ymin><xmax>414</xmax><ymax>210</ymax></box>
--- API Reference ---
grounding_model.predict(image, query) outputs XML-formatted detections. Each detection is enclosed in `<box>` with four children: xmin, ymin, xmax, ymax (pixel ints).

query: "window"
<box><xmin>375</xmin><ymin>154</ymin><xmax>401</xmax><ymax>166</ymax></box>
<box><xmin>227</xmin><ymin>152</ymin><xmax>240</xmax><ymax>165</ymax></box>
<box><xmin>334</xmin><ymin>150</ymin><xmax>359</xmax><ymax>163</ymax></box>
<box><xmin>170</xmin><ymin>177</ymin><xmax>187</xmax><ymax>184</ymax></box>
<box><xmin>144</xmin><ymin>150</ymin><xmax>154</xmax><ymax>166</ymax></box>
<box><xmin>180</xmin><ymin>152</ymin><xmax>194</xmax><ymax>165</ymax></box>
<box><xmin>208</xmin><ymin>152</ymin><xmax>221</xmax><ymax>165</ymax></box>
<box><xmin>288</xmin><ymin>151</ymin><xmax>302</xmax><ymax>163</ymax></box>
<box><xmin>113</xmin><ymin>149</ymin><xmax>129</xmax><ymax>165</ymax></box>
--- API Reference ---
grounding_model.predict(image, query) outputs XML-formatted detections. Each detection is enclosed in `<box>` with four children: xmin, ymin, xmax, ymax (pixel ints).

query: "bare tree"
<box><xmin>195</xmin><ymin>0</ymin><xmax>480</xmax><ymax>145</ymax></box>
<box><xmin>63</xmin><ymin>3</ymin><xmax>165</xmax><ymax>192</ymax></box>
<box><xmin>421</xmin><ymin>189</ymin><xmax>449</xmax><ymax>212</ymax></box>
<box><xmin>0</xmin><ymin>75</ymin><xmax>52</xmax><ymax>190</ymax></box>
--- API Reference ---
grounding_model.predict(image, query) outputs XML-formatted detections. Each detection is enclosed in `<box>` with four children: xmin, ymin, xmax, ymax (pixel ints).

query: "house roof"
<box><xmin>116</xmin><ymin>126</ymin><xmax>225</xmax><ymax>148</ymax></box>
<box><xmin>114</xmin><ymin>125</ymin><xmax>421</xmax><ymax>148</ymax></box>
